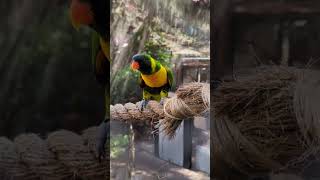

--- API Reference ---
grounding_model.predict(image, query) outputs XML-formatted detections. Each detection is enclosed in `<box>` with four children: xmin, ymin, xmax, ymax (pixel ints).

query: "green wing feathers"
<box><xmin>91</xmin><ymin>31</ymin><xmax>109</xmax><ymax>85</ymax></box>
<box><xmin>139</xmin><ymin>74</ymin><xmax>146</xmax><ymax>88</ymax></box>
<box><xmin>165</xmin><ymin>66</ymin><xmax>174</xmax><ymax>90</ymax></box>
<box><xmin>91</xmin><ymin>31</ymin><xmax>100</xmax><ymax>66</ymax></box>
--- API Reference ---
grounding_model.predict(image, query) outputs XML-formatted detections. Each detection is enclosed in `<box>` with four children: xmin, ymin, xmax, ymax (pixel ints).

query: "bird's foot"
<box><xmin>139</xmin><ymin>99</ymin><xmax>149</xmax><ymax>111</ymax></box>
<box><xmin>159</xmin><ymin>98</ymin><xmax>165</xmax><ymax>106</ymax></box>
<box><xmin>212</xmin><ymin>79</ymin><xmax>222</xmax><ymax>89</ymax></box>
<box><xmin>97</xmin><ymin>119</ymin><xmax>110</xmax><ymax>162</ymax></box>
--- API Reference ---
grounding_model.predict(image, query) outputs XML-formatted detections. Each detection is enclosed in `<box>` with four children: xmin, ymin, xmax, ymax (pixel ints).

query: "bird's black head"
<box><xmin>131</xmin><ymin>54</ymin><xmax>153</xmax><ymax>74</ymax></box>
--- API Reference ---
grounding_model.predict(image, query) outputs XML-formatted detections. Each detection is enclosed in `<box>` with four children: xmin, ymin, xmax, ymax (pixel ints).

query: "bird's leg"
<box><xmin>139</xmin><ymin>99</ymin><xmax>149</xmax><ymax>111</ymax></box>
<box><xmin>97</xmin><ymin>118</ymin><xmax>110</xmax><ymax>162</ymax></box>
<box><xmin>159</xmin><ymin>98</ymin><xmax>165</xmax><ymax>106</ymax></box>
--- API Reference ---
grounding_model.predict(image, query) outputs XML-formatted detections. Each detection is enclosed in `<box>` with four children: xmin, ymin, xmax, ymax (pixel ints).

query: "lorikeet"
<box><xmin>131</xmin><ymin>54</ymin><xmax>174</xmax><ymax>110</ymax></box>
<box><xmin>70</xmin><ymin>0</ymin><xmax>110</xmax><ymax>61</ymax></box>
<box><xmin>69</xmin><ymin>0</ymin><xmax>110</xmax><ymax>161</ymax></box>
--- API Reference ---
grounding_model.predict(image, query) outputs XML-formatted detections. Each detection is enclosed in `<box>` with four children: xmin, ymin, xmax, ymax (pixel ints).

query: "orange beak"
<box><xmin>131</xmin><ymin>61</ymin><xmax>140</xmax><ymax>70</ymax></box>
<box><xmin>70</xmin><ymin>0</ymin><xmax>93</xmax><ymax>30</ymax></box>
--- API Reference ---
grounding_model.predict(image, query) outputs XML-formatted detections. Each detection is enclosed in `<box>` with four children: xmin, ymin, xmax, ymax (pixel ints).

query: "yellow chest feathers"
<box><xmin>141</xmin><ymin>66</ymin><xmax>167</xmax><ymax>88</ymax></box>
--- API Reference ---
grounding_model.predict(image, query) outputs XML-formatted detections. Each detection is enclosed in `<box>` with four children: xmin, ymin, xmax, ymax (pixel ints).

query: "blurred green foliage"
<box><xmin>143</xmin><ymin>33</ymin><xmax>173</xmax><ymax>68</ymax></box>
<box><xmin>111</xmin><ymin>134</ymin><xmax>129</xmax><ymax>158</ymax></box>
<box><xmin>111</xmin><ymin>65</ymin><xmax>140</xmax><ymax>104</ymax></box>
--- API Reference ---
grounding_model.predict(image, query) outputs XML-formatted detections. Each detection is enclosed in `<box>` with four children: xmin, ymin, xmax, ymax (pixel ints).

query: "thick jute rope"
<box><xmin>212</xmin><ymin>67</ymin><xmax>320</xmax><ymax>176</ymax></box>
<box><xmin>0</xmin><ymin>127</ymin><xmax>108</xmax><ymax>180</ymax></box>
<box><xmin>0</xmin><ymin>83</ymin><xmax>209</xmax><ymax>180</ymax></box>
<box><xmin>110</xmin><ymin>82</ymin><xmax>210</xmax><ymax>137</ymax></box>
<box><xmin>161</xmin><ymin>83</ymin><xmax>210</xmax><ymax>137</ymax></box>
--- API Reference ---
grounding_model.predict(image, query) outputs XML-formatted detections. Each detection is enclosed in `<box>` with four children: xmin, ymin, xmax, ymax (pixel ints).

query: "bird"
<box><xmin>69</xmin><ymin>0</ymin><xmax>110</xmax><ymax>162</ymax></box>
<box><xmin>91</xmin><ymin>30</ymin><xmax>109</xmax><ymax>85</ymax></box>
<box><xmin>70</xmin><ymin>0</ymin><xmax>110</xmax><ymax>61</ymax></box>
<box><xmin>131</xmin><ymin>54</ymin><xmax>174</xmax><ymax>111</ymax></box>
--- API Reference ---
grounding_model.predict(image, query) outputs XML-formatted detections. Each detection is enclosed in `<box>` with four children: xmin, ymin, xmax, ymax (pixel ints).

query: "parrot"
<box><xmin>131</xmin><ymin>54</ymin><xmax>174</xmax><ymax>111</ymax></box>
<box><xmin>69</xmin><ymin>0</ymin><xmax>110</xmax><ymax>162</ymax></box>
<box><xmin>70</xmin><ymin>0</ymin><xmax>110</xmax><ymax>61</ymax></box>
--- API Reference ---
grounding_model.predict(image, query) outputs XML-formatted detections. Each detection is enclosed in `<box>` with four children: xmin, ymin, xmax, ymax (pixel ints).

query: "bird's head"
<box><xmin>131</xmin><ymin>54</ymin><xmax>153</xmax><ymax>74</ymax></box>
<box><xmin>70</xmin><ymin>0</ymin><xmax>94</xmax><ymax>30</ymax></box>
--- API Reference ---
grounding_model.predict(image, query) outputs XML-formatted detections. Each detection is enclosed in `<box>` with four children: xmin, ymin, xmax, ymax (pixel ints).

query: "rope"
<box><xmin>211</xmin><ymin>66</ymin><xmax>320</xmax><ymax>176</ymax></box>
<box><xmin>111</xmin><ymin>82</ymin><xmax>210</xmax><ymax>137</ymax></box>
<box><xmin>0</xmin><ymin>83</ymin><xmax>209</xmax><ymax>179</ymax></box>
<box><xmin>0</xmin><ymin>127</ymin><xmax>108</xmax><ymax>180</ymax></box>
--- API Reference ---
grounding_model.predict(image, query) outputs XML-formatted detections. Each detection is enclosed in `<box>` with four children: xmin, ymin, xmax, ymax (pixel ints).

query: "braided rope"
<box><xmin>0</xmin><ymin>127</ymin><xmax>108</xmax><ymax>180</ymax></box>
<box><xmin>0</xmin><ymin>83</ymin><xmax>209</xmax><ymax>179</ymax></box>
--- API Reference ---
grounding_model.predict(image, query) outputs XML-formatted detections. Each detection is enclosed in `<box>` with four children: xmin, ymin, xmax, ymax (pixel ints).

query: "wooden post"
<box><xmin>154</xmin><ymin>133</ymin><xmax>159</xmax><ymax>157</ymax></box>
<box><xmin>212</xmin><ymin>0</ymin><xmax>234</xmax><ymax>82</ymax></box>
<box><xmin>280</xmin><ymin>21</ymin><xmax>290</xmax><ymax>66</ymax></box>
<box><xmin>156</xmin><ymin>118</ymin><xmax>193</xmax><ymax>168</ymax></box>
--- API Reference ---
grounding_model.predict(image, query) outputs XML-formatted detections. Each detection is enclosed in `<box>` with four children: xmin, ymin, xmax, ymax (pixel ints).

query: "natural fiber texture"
<box><xmin>0</xmin><ymin>137</ymin><xmax>37</xmax><ymax>180</ymax></box>
<box><xmin>0</xmin><ymin>83</ymin><xmax>208</xmax><ymax>180</ymax></box>
<box><xmin>162</xmin><ymin>83</ymin><xmax>210</xmax><ymax>137</ymax></box>
<box><xmin>111</xmin><ymin>101</ymin><xmax>164</xmax><ymax>125</ymax></box>
<box><xmin>1</xmin><ymin>71</ymin><xmax>320</xmax><ymax>178</ymax></box>
<box><xmin>110</xmin><ymin>82</ymin><xmax>210</xmax><ymax>137</ymax></box>
<box><xmin>0</xmin><ymin>127</ymin><xmax>109</xmax><ymax>180</ymax></box>
<box><xmin>14</xmin><ymin>134</ymin><xmax>71</xmax><ymax>180</ymax></box>
<box><xmin>212</xmin><ymin>66</ymin><xmax>320</xmax><ymax>175</ymax></box>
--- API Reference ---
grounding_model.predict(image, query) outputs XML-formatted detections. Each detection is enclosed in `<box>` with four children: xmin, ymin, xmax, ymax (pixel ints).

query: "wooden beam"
<box><xmin>234</xmin><ymin>1</ymin><xmax>320</xmax><ymax>17</ymax></box>
<box><xmin>182</xmin><ymin>61</ymin><xmax>209</xmax><ymax>68</ymax></box>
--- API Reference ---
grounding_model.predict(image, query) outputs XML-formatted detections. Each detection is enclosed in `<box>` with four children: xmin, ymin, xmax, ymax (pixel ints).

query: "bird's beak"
<box><xmin>131</xmin><ymin>61</ymin><xmax>140</xmax><ymax>70</ymax></box>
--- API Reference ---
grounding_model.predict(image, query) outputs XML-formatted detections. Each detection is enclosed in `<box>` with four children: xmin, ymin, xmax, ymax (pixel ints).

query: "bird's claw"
<box><xmin>159</xmin><ymin>98</ymin><xmax>165</xmax><ymax>106</ymax></box>
<box><xmin>139</xmin><ymin>100</ymin><xmax>149</xmax><ymax>111</ymax></box>
<box><xmin>212</xmin><ymin>79</ymin><xmax>222</xmax><ymax>90</ymax></box>
<box><xmin>97</xmin><ymin>119</ymin><xmax>109</xmax><ymax>163</ymax></box>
